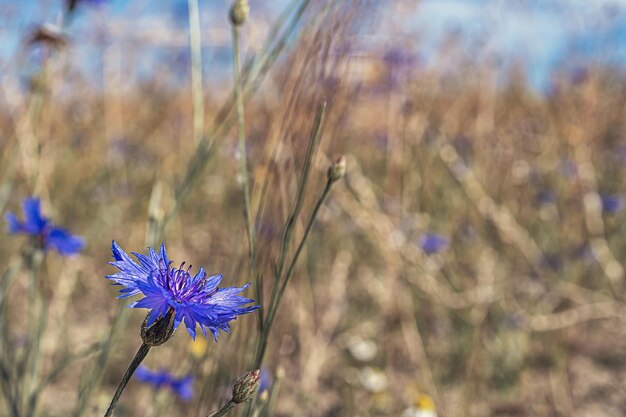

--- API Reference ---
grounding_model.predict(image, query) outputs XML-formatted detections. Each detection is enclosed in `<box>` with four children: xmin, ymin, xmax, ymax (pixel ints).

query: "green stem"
<box><xmin>255</xmin><ymin>176</ymin><xmax>335</xmax><ymax>368</ymax></box>
<box><xmin>263</xmin><ymin>103</ymin><xmax>325</xmax><ymax>333</ymax></box>
<box><xmin>210</xmin><ymin>399</ymin><xmax>237</xmax><ymax>417</ymax></box>
<box><xmin>103</xmin><ymin>343</ymin><xmax>151</xmax><ymax>417</ymax></box>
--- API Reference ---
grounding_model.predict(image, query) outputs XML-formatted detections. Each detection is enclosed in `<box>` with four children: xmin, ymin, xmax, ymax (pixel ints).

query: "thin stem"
<box><xmin>0</xmin><ymin>360</ymin><xmax>19</xmax><ymax>417</ymax></box>
<box><xmin>188</xmin><ymin>0</ymin><xmax>205</xmax><ymax>146</ymax></box>
<box><xmin>255</xmin><ymin>177</ymin><xmax>335</xmax><ymax>368</ymax></box>
<box><xmin>103</xmin><ymin>343</ymin><xmax>151</xmax><ymax>417</ymax></box>
<box><xmin>163</xmin><ymin>0</ymin><xmax>316</xmax><ymax>231</ymax></box>
<box><xmin>209</xmin><ymin>399</ymin><xmax>237</xmax><ymax>417</ymax></box>
<box><xmin>20</xmin><ymin>248</ymin><xmax>45</xmax><ymax>414</ymax></box>
<box><xmin>263</xmin><ymin>103</ymin><xmax>326</xmax><ymax>332</ymax></box>
<box><xmin>232</xmin><ymin>22</ymin><xmax>257</xmax><ymax>321</ymax></box>
<box><xmin>275</xmin><ymin>103</ymin><xmax>326</xmax><ymax>280</ymax></box>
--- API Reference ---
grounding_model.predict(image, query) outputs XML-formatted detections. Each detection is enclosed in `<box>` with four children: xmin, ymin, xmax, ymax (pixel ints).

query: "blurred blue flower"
<box><xmin>135</xmin><ymin>366</ymin><xmax>194</xmax><ymax>401</ymax></box>
<box><xmin>5</xmin><ymin>197</ymin><xmax>84</xmax><ymax>256</ymax></box>
<box><xmin>419</xmin><ymin>234</ymin><xmax>449</xmax><ymax>255</ymax></box>
<box><xmin>540</xmin><ymin>253</ymin><xmax>562</xmax><ymax>271</ymax></box>
<box><xmin>259</xmin><ymin>368</ymin><xmax>271</xmax><ymax>395</ymax></box>
<box><xmin>106</xmin><ymin>241</ymin><xmax>259</xmax><ymax>340</ymax></box>
<box><xmin>535</xmin><ymin>189</ymin><xmax>556</xmax><ymax>206</ymax></box>
<box><xmin>601</xmin><ymin>194</ymin><xmax>624</xmax><ymax>214</ymax></box>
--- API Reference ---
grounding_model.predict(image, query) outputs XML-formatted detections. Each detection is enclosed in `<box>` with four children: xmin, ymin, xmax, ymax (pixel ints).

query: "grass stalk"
<box><xmin>187</xmin><ymin>0</ymin><xmax>205</xmax><ymax>146</ymax></box>
<box><xmin>254</xmin><ymin>103</ymin><xmax>330</xmax><ymax>368</ymax></box>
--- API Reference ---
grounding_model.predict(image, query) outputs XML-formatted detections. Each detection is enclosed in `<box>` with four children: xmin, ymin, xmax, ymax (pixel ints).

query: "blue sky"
<box><xmin>2</xmin><ymin>0</ymin><xmax>626</xmax><ymax>92</ymax></box>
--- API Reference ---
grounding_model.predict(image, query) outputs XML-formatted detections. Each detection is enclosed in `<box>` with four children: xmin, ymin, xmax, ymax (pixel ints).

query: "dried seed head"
<box><xmin>229</xmin><ymin>0</ymin><xmax>249</xmax><ymax>26</ymax></box>
<box><xmin>328</xmin><ymin>155</ymin><xmax>347</xmax><ymax>182</ymax></box>
<box><xmin>141</xmin><ymin>309</ymin><xmax>175</xmax><ymax>347</ymax></box>
<box><xmin>232</xmin><ymin>369</ymin><xmax>260</xmax><ymax>403</ymax></box>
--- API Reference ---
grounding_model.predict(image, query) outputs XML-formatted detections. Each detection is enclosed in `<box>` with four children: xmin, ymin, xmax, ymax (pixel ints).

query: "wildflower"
<box><xmin>402</xmin><ymin>393</ymin><xmax>437</xmax><ymax>417</ymax></box>
<box><xmin>106</xmin><ymin>241</ymin><xmax>259</xmax><ymax>340</ymax></box>
<box><xmin>419</xmin><ymin>234</ymin><xmax>448</xmax><ymax>255</ymax></box>
<box><xmin>135</xmin><ymin>366</ymin><xmax>194</xmax><ymax>401</ymax></box>
<box><xmin>189</xmin><ymin>336</ymin><xmax>209</xmax><ymax>358</ymax></box>
<box><xmin>358</xmin><ymin>367</ymin><xmax>388</xmax><ymax>393</ymax></box>
<box><xmin>258</xmin><ymin>368</ymin><xmax>271</xmax><ymax>395</ymax></box>
<box><xmin>347</xmin><ymin>336</ymin><xmax>378</xmax><ymax>362</ymax></box>
<box><xmin>601</xmin><ymin>194</ymin><xmax>624</xmax><ymax>214</ymax></box>
<box><xmin>5</xmin><ymin>197</ymin><xmax>84</xmax><ymax>255</ymax></box>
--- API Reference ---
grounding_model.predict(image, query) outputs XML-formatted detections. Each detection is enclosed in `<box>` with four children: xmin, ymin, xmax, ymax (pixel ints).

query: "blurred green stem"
<box><xmin>188</xmin><ymin>0</ymin><xmax>205</xmax><ymax>146</ymax></box>
<box><xmin>21</xmin><ymin>248</ymin><xmax>45</xmax><ymax>416</ymax></box>
<box><xmin>252</xmin><ymin>104</ymin><xmax>335</xmax><ymax>371</ymax></box>
<box><xmin>257</xmin><ymin>173</ymin><xmax>335</xmax><ymax>368</ymax></box>
<box><xmin>210</xmin><ymin>400</ymin><xmax>237</xmax><ymax>417</ymax></box>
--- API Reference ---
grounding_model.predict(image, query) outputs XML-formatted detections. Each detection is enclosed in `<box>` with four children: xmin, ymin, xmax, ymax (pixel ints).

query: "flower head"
<box><xmin>601</xmin><ymin>194</ymin><xmax>624</xmax><ymax>214</ymax></box>
<box><xmin>135</xmin><ymin>366</ymin><xmax>193</xmax><ymax>401</ymax></box>
<box><xmin>106</xmin><ymin>241</ymin><xmax>259</xmax><ymax>340</ymax></box>
<box><xmin>419</xmin><ymin>233</ymin><xmax>448</xmax><ymax>255</ymax></box>
<box><xmin>5</xmin><ymin>197</ymin><xmax>84</xmax><ymax>256</ymax></box>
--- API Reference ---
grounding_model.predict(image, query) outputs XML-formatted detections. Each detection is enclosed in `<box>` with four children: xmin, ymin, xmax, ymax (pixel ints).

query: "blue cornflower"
<box><xmin>419</xmin><ymin>233</ymin><xmax>449</xmax><ymax>255</ymax></box>
<box><xmin>106</xmin><ymin>241</ymin><xmax>259</xmax><ymax>340</ymax></box>
<box><xmin>601</xmin><ymin>195</ymin><xmax>624</xmax><ymax>214</ymax></box>
<box><xmin>135</xmin><ymin>366</ymin><xmax>193</xmax><ymax>401</ymax></box>
<box><xmin>5</xmin><ymin>197</ymin><xmax>84</xmax><ymax>256</ymax></box>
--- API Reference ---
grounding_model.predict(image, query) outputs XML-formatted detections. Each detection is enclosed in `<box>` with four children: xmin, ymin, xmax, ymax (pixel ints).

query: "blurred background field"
<box><xmin>2</xmin><ymin>1</ymin><xmax>626</xmax><ymax>416</ymax></box>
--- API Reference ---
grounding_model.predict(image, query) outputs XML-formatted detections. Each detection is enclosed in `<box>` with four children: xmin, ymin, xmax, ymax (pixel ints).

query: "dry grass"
<box><xmin>1</xmin><ymin>1</ymin><xmax>626</xmax><ymax>417</ymax></box>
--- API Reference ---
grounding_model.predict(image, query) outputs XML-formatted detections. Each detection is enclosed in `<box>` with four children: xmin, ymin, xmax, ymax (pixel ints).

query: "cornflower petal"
<box><xmin>22</xmin><ymin>198</ymin><xmax>48</xmax><ymax>232</ymax></box>
<box><xmin>48</xmin><ymin>227</ymin><xmax>84</xmax><ymax>255</ymax></box>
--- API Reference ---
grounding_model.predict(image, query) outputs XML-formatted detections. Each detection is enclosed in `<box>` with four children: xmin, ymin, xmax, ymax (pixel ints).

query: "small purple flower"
<box><xmin>419</xmin><ymin>234</ymin><xmax>449</xmax><ymax>255</ymax></box>
<box><xmin>601</xmin><ymin>195</ymin><xmax>624</xmax><ymax>214</ymax></box>
<box><xmin>5</xmin><ymin>197</ymin><xmax>84</xmax><ymax>256</ymax></box>
<box><xmin>106</xmin><ymin>241</ymin><xmax>259</xmax><ymax>340</ymax></box>
<box><xmin>135</xmin><ymin>366</ymin><xmax>194</xmax><ymax>400</ymax></box>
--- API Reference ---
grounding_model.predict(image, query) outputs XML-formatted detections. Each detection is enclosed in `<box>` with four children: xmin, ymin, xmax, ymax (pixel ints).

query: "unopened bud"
<box><xmin>229</xmin><ymin>0</ymin><xmax>249</xmax><ymax>26</ymax></box>
<box><xmin>141</xmin><ymin>309</ymin><xmax>175</xmax><ymax>347</ymax></box>
<box><xmin>328</xmin><ymin>155</ymin><xmax>347</xmax><ymax>182</ymax></box>
<box><xmin>27</xmin><ymin>23</ymin><xmax>68</xmax><ymax>48</ymax></box>
<box><xmin>232</xmin><ymin>369</ymin><xmax>260</xmax><ymax>403</ymax></box>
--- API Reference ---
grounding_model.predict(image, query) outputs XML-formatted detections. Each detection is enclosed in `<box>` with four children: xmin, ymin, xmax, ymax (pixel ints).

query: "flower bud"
<box><xmin>229</xmin><ymin>0</ymin><xmax>249</xmax><ymax>26</ymax></box>
<box><xmin>328</xmin><ymin>155</ymin><xmax>347</xmax><ymax>182</ymax></box>
<box><xmin>27</xmin><ymin>23</ymin><xmax>68</xmax><ymax>48</ymax></box>
<box><xmin>232</xmin><ymin>369</ymin><xmax>260</xmax><ymax>403</ymax></box>
<box><xmin>141</xmin><ymin>309</ymin><xmax>175</xmax><ymax>347</ymax></box>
